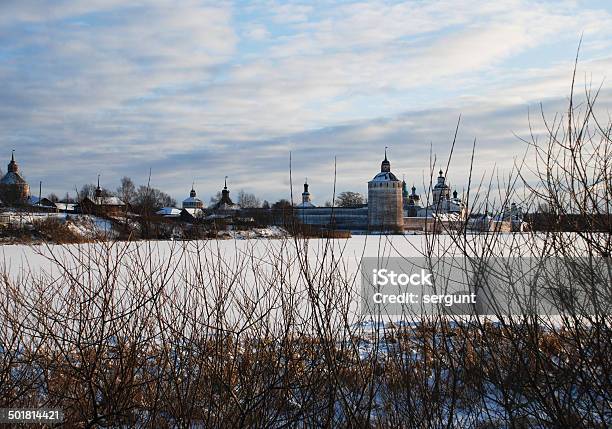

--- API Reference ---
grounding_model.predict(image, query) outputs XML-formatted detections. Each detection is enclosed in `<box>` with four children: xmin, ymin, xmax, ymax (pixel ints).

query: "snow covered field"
<box><xmin>0</xmin><ymin>233</ymin><xmax>585</xmax><ymax>328</ymax></box>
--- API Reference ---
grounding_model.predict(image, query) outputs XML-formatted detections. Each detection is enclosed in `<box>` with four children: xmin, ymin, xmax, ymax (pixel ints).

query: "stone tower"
<box><xmin>367</xmin><ymin>149</ymin><xmax>403</xmax><ymax>232</ymax></box>
<box><xmin>0</xmin><ymin>151</ymin><xmax>30</xmax><ymax>205</ymax></box>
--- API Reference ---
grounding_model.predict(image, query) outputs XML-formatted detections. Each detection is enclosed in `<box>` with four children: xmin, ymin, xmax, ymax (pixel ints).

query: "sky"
<box><xmin>1</xmin><ymin>0</ymin><xmax>611</xmax><ymax>205</ymax></box>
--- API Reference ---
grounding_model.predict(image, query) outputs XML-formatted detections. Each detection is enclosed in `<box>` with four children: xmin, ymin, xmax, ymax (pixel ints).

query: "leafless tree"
<box><xmin>335</xmin><ymin>191</ymin><xmax>364</xmax><ymax>207</ymax></box>
<box><xmin>237</xmin><ymin>190</ymin><xmax>261</xmax><ymax>208</ymax></box>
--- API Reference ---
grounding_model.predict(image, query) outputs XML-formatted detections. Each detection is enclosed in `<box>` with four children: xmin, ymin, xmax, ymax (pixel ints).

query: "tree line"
<box><xmin>44</xmin><ymin>177</ymin><xmax>367</xmax><ymax>212</ymax></box>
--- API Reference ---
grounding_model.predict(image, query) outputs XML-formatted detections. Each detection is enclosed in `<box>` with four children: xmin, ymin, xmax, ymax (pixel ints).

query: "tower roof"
<box><xmin>371</xmin><ymin>147</ymin><xmax>399</xmax><ymax>182</ymax></box>
<box><xmin>435</xmin><ymin>169</ymin><xmax>449</xmax><ymax>189</ymax></box>
<box><xmin>213</xmin><ymin>176</ymin><xmax>239</xmax><ymax>210</ymax></box>
<box><xmin>183</xmin><ymin>183</ymin><xmax>203</xmax><ymax>206</ymax></box>
<box><xmin>381</xmin><ymin>147</ymin><xmax>390</xmax><ymax>173</ymax></box>
<box><xmin>298</xmin><ymin>178</ymin><xmax>315</xmax><ymax>207</ymax></box>
<box><xmin>1</xmin><ymin>151</ymin><xmax>27</xmax><ymax>186</ymax></box>
<box><xmin>7</xmin><ymin>150</ymin><xmax>18</xmax><ymax>174</ymax></box>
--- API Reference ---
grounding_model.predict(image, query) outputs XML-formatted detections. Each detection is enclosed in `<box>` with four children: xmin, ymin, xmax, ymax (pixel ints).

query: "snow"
<box><xmin>55</xmin><ymin>202</ymin><xmax>77</xmax><ymax>212</ymax></box>
<box><xmin>226</xmin><ymin>226</ymin><xmax>288</xmax><ymax>239</ymax></box>
<box><xmin>0</xmin><ymin>211</ymin><xmax>64</xmax><ymax>225</ymax></box>
<box><xmin>215</xmin><ymin>202</ymin><xmax>240</xmax><ymax>210</ymax></box>
<box><xmin>0</xmin><ymin>211</ymin><xmax>117</xmax><ymax>239</ymax></box>
<box><xmin>370</xmin><ymin>171</ymin><xmax>400</xmax><ymax>182</ymax></box>
<box><xmin>0</xmin><ymin>233</ymin><xmax>599</xmax><ymax>352</ymax></box>
<box><xmin>66</xmin><ymin>215</ymin><xmax>116</xmax><ymax>238</ymax></box>
<box><xmin>182</xmin><ymin>207</ymin><xmax>204</xmax><ymax>218</ymax></box>
<box><xmin>0</xmin><ymin>171</ymin><xmax>27</xmax><ymax>185</ymax></box>
<box><xmin>156</xmin><ymin>207</ymin><xmax>181</xmax><ymax>216</ymax></box>
<box><xmin>86</xmin><ymin>196</ymin><xmax>125</xmax><ymax>206</ymax></box>
<box><xmin>182</xmin><ymin>196</ymin><xmax>203</xmax><ymax>205</ymax></box>
<box><xmin>100</xmin><ymin>196</ymin><xmax>124</xmax><ymax>205</ymax></box>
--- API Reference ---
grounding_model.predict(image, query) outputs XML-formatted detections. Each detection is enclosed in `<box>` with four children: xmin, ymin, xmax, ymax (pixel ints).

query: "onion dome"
<box><xmin>183</xmin><ymin>183</ymin><xmax>204</xmax><ymax>209</ymax></box>
<box><xmin>434</xmin><ymin>169</ymin><xmax>449</xmax><ymax>189</ymax></box>
<box><xmin>298</xmin><ymin>178</ymin><xmax>315</xmax><ymax>208</ymax></box>
<box><xmin>1</xmin><ymin>151</ymin><xmax>28</xmax><ymax>185</ymax></box>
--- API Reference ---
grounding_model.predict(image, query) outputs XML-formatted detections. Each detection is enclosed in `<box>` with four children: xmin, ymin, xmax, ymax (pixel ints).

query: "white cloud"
<box><xmin>244</xmin><ymin>23</ymin><xmax>270</xmax><ymax>41</ymax></box>
<box><xmin>0</xmin><ymin>0</ymin><xmax>611</xmax><ymax>201</ymax></box>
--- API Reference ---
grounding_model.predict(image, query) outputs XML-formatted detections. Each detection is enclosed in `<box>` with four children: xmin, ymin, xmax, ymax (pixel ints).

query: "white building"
<box><xmin>296</xmin><ymin>180</ymin><xmax>315</xmax><ymax>208</ymax></box>
<box><xmin>416</xmin><ymin>170</ymin><xmax>464</xmax><ymax>218</ymax></box>
<box><xmin>182</xmin><ymin>186</ymin><xmax>204</xmax><ymax>209</ymax></box>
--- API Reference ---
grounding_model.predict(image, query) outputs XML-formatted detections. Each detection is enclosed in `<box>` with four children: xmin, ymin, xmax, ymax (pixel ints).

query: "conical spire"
<box><xmin>221</xmin><ymin>176</ymin><xmax>230</xmax><ymax>200</ymax></box>
<box><xmin>217</xmin><ymin>175</ymin><xmax>234</xmax><ymax>207</ymax></box>
<box><xmin>7</xmin><ymin>150</ymin><xmax>18</xmax><ymax>173</ymax></box>
<box><xmin>381</xmin><ymin>146</ymin><xmax>391</xmax><ymax>173</ymax></box>
<box><xmin>95</xmin><ymin>174</ymin><xmax>102</xmax><ymax>199</ymax></box>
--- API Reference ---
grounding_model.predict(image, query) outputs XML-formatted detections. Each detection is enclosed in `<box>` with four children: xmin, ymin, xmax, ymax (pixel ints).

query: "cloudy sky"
<box><xmin>1</xmin><ymin>0</ymin><xmax>611</xmax><ymax>204</ymax></box>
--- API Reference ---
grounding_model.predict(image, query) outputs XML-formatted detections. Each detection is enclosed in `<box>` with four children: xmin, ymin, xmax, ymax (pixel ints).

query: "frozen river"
<box><xmin>0</xmin><ymin>233</ymin><xmax>601</xmax><ymax>332</ymax></box>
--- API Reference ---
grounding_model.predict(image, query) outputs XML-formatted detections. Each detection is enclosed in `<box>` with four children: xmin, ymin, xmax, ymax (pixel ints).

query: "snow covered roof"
<box><xmin>182</xmin><ymin>207</ymin><xmax>200</xmax><ymax>214</ymax></box>
<box><xmin>156</xmin><ymin>207</ymin><xmax>181</xmax><ymax>216</ymax></box>
<box><xmin>296</xmin><ymin>201</ymin><xmax>316</xmax><ymax>208</ymax></box>
<box><xmin>56</xmin><ymin>202</ymin><xmax>77</xmax><ymax>211</ymax></box>
<box><xmin>431</xmin><ymin>212</ymin><xmax>461</xmax><ymax>221</ymax></box>
<box><xmin>205</xmin><ymin>213</ymin><xmax>233</xmax><ymax>219</ymax></box>
<box><xmin>0</xmin><ymin>172</ymin><xmax>27</xmax><ymax>185</ymax></box>
<box><xmin>370</xmin><ymin>171</ymin><xmax>400</xmax><ymax>182</ymax></box>
<box><xmin>181</xmin><ymin>207</ymin><xmax>204</xmax><ymax>218</ymax></box>
<box><xmin>182</xmin><ymin>196</ymin><xmax>203</xmax><ymax>204</ymax></box>
<box><xmin>85</xmin><ymin>196</ymin><xmax>125</xmax><ymax>206</ymax></box>
<box><xmin>28</xmin><ymin>197</ymin><xmax>56</xmax><ymax>208</ymax></box>
<box><xmin>214</xmin><ymin>202</ymin><xmax>240</xmax><ymax>211</ymax></box>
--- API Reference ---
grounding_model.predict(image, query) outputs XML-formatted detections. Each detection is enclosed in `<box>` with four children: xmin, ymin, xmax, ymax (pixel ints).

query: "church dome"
<box><xmin>371</xmin><ymin>171</ymin><xmax>399</xmax><ymax>182</ymax></box>
<box><xmin>434</xmin><ymin>170</ymin><xmax>450</xmax><ymax>189</ymax></box>
<box><xmin>0</xmin><ymin>171</ymin><xmax>27</xmax><ymax>185</ymax></box>
<box><xmin>1</xmin><ymin>151</ymin><xmax>27</xmax><ymax>185</ymax></box>
<box><xmin>0</xmin><ymin>151</ymin><xmax>30</xmax><ymax>205</ymax></box>
<box><xmin>182</xmin><ymin>185</ymin><xmax>204</xmax><ymax>209</ymax></box>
